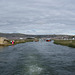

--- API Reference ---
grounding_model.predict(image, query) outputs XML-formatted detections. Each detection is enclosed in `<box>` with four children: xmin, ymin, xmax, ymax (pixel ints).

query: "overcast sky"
<box><xmin>0</xmin><ymin>0</ymin><xmax>75</xmax><ymax>35</ymax></box>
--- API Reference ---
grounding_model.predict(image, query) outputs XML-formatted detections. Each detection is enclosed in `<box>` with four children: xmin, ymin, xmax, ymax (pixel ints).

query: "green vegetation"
<box><xmin>54</xmin><ymin>40</ymin><xmax>75</xmax><ymax>48</ymax></box>
<box><xmin>14</xmin><ymin>39</ymin><xmax>34</xmax><ymax>44</ymax></box>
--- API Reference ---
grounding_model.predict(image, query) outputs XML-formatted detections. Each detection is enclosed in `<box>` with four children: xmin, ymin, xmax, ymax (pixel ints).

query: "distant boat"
<box><xmin>46</xmin><ymin>38</ymin><xmax>51</xmax><ymax>42</ymax></box>
<box><xmin>46</xmin><ymin>40</ymin><xmax>51</xmax><ymax>42</ymax></box>
<box><xmin>35</xmin><ymin>40</ymin><xmax>39</xmax><ymax>42</ymax></box>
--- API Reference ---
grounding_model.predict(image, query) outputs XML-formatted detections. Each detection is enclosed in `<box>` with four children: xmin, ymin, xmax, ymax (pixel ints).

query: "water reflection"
<box><xmin>0</xmin><ymin>46</ymin><xmax>5</xmax><ymax>52</ymax></box>
<box><xmin>0</xmin><ymin>46</ymin><xmax>4</xmax><ymax>48</ymax></box>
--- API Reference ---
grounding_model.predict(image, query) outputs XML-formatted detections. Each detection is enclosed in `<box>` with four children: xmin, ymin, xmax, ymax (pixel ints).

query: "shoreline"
<box><xmin>0</xmin><ymin>39</ymin><xmax>34</xmax><ymax>47</ymax></box>
<box><xmin>54</xmin><ymin>40</ymin><xmax>75</xmax><ymax>48</ymax></box>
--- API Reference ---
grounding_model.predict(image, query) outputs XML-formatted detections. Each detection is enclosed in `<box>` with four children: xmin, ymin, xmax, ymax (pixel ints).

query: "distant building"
<box><xmin>0</xmin><ymin>37</ymin><xmax>8</xmax><ymax>44</ymax></box>
<box><xmin>19</xmin><ymin>38</ymin><xmax>23</xmax><ymax>39</ymax></box>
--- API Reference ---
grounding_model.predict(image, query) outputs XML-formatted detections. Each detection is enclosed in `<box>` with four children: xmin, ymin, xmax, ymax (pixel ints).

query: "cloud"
<box><xmin>0</xmin><ymin>0</ymin><xmax>75</xmax><ymax>35</ymax></box>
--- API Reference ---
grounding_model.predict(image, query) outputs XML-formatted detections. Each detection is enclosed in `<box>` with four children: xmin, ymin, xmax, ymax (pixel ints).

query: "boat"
<box><xmin>46</xmin><ymin>38</ymin><xmax>51</xmax><ymax>42</ymax></box>
<box><xmin>46</xmin><ymin>40</ymin><xmax>51</xmax><ymax>42</ymax></box>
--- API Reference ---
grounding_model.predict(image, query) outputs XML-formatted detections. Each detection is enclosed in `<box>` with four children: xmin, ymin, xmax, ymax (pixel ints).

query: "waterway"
<box><xmin>0</xmin><ymin>41</ymin><xmax>75</xmax><ymax>75</ymax></box>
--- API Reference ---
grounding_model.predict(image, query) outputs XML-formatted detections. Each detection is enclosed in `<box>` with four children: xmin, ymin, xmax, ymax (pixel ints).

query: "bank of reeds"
<box><xmin>14</xmin><ymin>39</ymin><xmax>34</xmax><ymax>44</ymax></box>
<box><xmin>54</xmin><ymin>40</ymin><xmax>75</xmax><ymax>48</ymax></box>
<box><xmin>0</xmin><ymin>39</ymin><xmax>34</xmax><ymax>46</ymax></box>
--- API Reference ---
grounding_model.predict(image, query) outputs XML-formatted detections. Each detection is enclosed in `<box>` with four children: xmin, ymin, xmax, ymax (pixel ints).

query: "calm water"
<box><xmin>0</xmin><ymin>42</ymin><xmax>75</xmax><ymax>75</ymax></box>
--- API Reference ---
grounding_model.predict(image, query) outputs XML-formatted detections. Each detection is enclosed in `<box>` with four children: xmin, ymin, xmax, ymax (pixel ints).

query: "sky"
<box><xmin>0</xmin><ymin>0</ymin><xmax>75</xmax><ymax>35</ymax></box>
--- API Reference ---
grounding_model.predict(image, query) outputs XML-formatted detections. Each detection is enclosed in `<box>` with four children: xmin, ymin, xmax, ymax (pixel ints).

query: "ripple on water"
<box><xmin>27</xmin><ymin>64</ymin><xmax>43</xmax><ymax>75</ymax></box>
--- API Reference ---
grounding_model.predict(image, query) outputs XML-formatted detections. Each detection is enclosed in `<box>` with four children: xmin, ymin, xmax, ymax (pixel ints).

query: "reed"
<box><xmin>54</xmin><ymin>40</ymin><xmax>75</xmax><ymax>48</ymax></box>
<box><xmin>0</xmin><ymin>39</ymin><xmax>34</xmax><ymax>46</ymax></box>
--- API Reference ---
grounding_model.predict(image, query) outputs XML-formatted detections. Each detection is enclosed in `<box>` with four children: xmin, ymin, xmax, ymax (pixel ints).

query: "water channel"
<box><xmin>0</xmin><ymin>41</ymin><xmax>75</xmax><ymax>75</ymax></box>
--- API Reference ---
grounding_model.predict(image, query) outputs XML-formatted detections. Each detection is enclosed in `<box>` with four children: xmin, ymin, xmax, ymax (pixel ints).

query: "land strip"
<box><xmin>54</xmin><ymin>40</ymin><xmax>75</xmax><ymax>48</ymax></box>
<box><xmin>0</xmin><ymin>39</ymin><xmax>34</xmax><ymax>46</ymax></box>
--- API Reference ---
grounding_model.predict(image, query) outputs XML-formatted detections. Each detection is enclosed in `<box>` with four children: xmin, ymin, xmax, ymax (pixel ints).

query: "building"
<box><xmin>0</xmin><ymin>37</ymin><xmax>8</xmax><ymax>44</ymax></box>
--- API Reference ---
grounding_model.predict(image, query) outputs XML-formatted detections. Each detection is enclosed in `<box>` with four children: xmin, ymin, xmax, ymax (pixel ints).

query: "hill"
<box><xmin>0</xmin><ymin>33</ymin><xmax>75</xmax><ymax>40</ymax></box>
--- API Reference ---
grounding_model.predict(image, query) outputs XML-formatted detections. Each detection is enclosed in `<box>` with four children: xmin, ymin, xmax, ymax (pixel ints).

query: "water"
<box><xmin>0</xmin><ymin>42</ymin><xmax>75</xmax><ymax>75</ymax></box>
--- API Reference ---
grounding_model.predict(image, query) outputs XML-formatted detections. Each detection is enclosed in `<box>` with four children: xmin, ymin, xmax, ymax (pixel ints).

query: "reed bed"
<box><xmin>54</xmin><ymin>40</ymin><xmax>75</xmax><ymax>48</ymax></box>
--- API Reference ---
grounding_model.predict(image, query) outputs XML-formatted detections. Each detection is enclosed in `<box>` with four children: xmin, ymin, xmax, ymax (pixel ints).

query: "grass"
<box><xmin>14</xmin><ymin>39</ymin><xmax>34</xmax><ymax>44</ymax></box>
<box><xmin>0</xmin><ymin>39</ymin><xmax>34</xmax><ymax>46</ymax></box>
<box><xmin>54</xmin><ymin>40</ymin><xmax>75</xmax><ymax>48</ymax></box>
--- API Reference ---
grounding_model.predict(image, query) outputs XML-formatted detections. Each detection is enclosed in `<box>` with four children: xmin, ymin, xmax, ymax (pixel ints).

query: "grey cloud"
<box><xmin>0</xmin><ymin>0</ymin><xmax>75</xmax><ymax>35</ymax></box>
